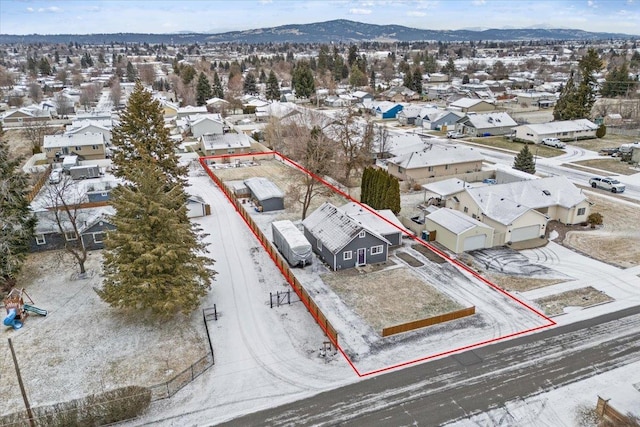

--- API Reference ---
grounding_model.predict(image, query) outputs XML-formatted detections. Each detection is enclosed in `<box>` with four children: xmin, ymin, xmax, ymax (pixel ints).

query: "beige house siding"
<box><xmin>454</xmin><ymin>191</ymin><xmax>548</xmax><ymax>245</ymax></box>
<box><xmin>425</xmin><ymin>218</ymin><xmax>493</xmax><ymax>253</ymax></box>
<box><xmin>467</xmin><ymin>102</ymin><xmax>496</xmax><ymax>113</ymax></box>
<box><xmin>559</xmin><ymin>201</ymin><xmax>591</xmax><ymax>225</ymax></box>
<box><xmin>45</xmin><ymin>144</ymin><xmax>106</xmax><ymax>161</ymax></box>
<box><xmin>388</xmin><ymin>160</ymin><xmax>482</xmax><ymax>182</ymax></box>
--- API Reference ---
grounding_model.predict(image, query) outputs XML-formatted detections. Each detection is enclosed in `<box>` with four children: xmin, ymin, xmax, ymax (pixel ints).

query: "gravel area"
<box><xmin>534</xmin><ymin>286</ymin><xmax>613</xmax><ymax>316</ymax></box>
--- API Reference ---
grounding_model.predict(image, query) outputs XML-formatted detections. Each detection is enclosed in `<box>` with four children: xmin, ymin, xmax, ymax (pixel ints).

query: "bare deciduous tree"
<box><xmin>43</xmin><ymin>175</ymin><xmax>90</xmax><ymax>275</ymax></box>
<box><xmin>28</xmin><ymin>82</ymin><xmax>43</xmax><ymax>104</ymax></box>
<box><xmin>110</xmin><ymin>77</ymin><xmax>122</xmax><ymax>109</ymax></box>
<box><xmin>329</xmin><ymin>107</ymin><xmax>373</xmax><ymax>184</ymax></box>
<box><xmin>22</xmin><ymin>118</ymin><xmax>54</xmax><ymax>154</ymax></box>
<box><xmin>54</xmin><ymin>91</ymin><xmax>74</xmax><ymax>118</ymax></box>
<box><xmin>138</xmin><ymin>63</ymin><xmax>156</xmax><ymax>86</ymax></box>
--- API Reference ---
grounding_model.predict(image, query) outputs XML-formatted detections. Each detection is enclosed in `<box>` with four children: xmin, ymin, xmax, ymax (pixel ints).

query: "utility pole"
<box><xmin>8</xmin><ymin>338</ymin><xmax>36</xmax><ymax>427</ymax></box>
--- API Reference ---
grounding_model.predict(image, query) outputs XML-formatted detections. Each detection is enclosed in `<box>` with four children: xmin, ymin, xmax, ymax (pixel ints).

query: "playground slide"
<box><xmin>3</xmin><ymin>309</ymin><xmax>23</xmax><ymax>330</ymax></box>
<box><xmin>23</xmin><ymin>304</ymin><xmax>48</xmax><ymax>316</ymax></box>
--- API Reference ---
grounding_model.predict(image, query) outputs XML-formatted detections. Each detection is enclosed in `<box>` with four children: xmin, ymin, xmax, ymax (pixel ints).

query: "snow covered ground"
<box><xmin>127</xmin><ymin>162</ymin><xmax>640</xmax><ymax>426</ymax></box>
<box><xmin>446</xmin><ymin>360</ymin><xmax>640</xmax><ymax>427</ymax></box>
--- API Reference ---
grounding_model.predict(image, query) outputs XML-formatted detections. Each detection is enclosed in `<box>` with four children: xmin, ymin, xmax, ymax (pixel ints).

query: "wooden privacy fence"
<box><xmin>26</xmin><ymin>164</ymin><xmax>52</xmax><ymax>202</ymax></box>
<box><xmin>382</xmin><ymin>306</ymin><xmax>476</xmax><ymax>337</ymax></box>
<box><xmin>596</xmin><ymin>396</ymin><xmax>634</xmax><ymax>426</ymax></box>
<box><xmin>199</xmin><ymin>156</ymin><xmax>339</xmax><ymax>347</ymax></box>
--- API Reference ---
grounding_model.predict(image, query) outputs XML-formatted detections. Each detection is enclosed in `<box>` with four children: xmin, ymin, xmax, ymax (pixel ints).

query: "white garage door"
<box><xmin>463</xmin><ymin>234</ymin><xmax>486</xmax><ymax>251</ymax></box>
<box><xmin>511</xmin><ymin>225</ymin><xmax>540</xmax><ymax>242</ymax></box>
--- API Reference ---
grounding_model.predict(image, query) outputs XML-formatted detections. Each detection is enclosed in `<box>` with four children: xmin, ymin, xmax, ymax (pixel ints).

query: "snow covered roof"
<box><xmin>465</xmin><ymin>190</ymin><xmax>533</xmax><ymax>225</ymax></box>
<box><xmin>517</xmin><ymin>119</ymin><xmax>598</xmax><ymax>135</ymax></box>
<box><xmin>34</xmin><ymin>206</ymin><xmax>115</xmax><ymax>234</ymax></box>
<box><xmin>465</xmin><ymin>176</ymin><xmax>586</xmax><ymax>225</ymax></box>
<box><xmin>43</xmin><ymin>133</ymin><xmax>105</xmax><ymax>149</ymax></box>
<box><xmin>450</xmin><ymin>98</ymin><xmax>493</xmax><ymax>108</ymax></box>
<box><xmin>462</xmin><ymin>112</ymin><xmax>517</xmax><ymax>129</ymax></box>
<box><xmin>426</xmin><ymin>208</ymin><xmax>491</xmax><ymax>235</ymax></box>
<box><xmin>244</xmin><ymin>177</ymin><xmax>284</xmax><ymax>201</ymax></box>
<box><xmin>388</xmin><ymin>145</ymin><xmax>484</xmax><ymax>169</ymax></box>
<box><xmin>177</xmin><ymin>105</ymin><xmax>208</xmax><ymax>115</ymax></box>
<box><xmin>303</xmin><ymin>202</ymin><xmax>389</xmax><ymax>253</ymax></box>
<box><xmin>201</xmin><ymin>133</ymin><xmax>251</xmax><ymax>150</ymax></box>
<box><xmin>422</xmin><ymin>178</ymin><xmax>473</xmax><ymax>197</ymax></box>
<box><xmin>340</xmin><ymin>202</ymin><xmax>406</xmax><ymax>236</ymax></box>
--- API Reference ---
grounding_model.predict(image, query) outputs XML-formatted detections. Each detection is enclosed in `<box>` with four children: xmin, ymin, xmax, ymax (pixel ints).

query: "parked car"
<box><xmin>447</xmin><ymin>131</ymin><xmax>463</xmax><ymax>139</ymax></box>
<box><xmin>599</xmin><ymin>147</ymin><xmax>620</xmax><ymax>156</ymax></box>
<box><xmin>541</xmin><ymin>137</ymin><xmax>566</xmax><ymax>148</ymax></box>
<box><xmin>589</xmin><ymin>177</ymin><xmax>625</xmax><ymax>193</ymax></box>
<box><xmin>48</xmin><ymin>169</ymin><xmax>62</xmax><ymax>184</ymax></box>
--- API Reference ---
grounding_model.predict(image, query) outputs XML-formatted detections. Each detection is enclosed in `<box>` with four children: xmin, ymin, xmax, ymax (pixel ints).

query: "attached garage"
<box><xmin>463</xmin><ymin>234</ymin><xmax>487</xmax><ymax>251</ymax></box>
<box><xmin>425</xmin><ymin>208</ymin><xmax>494</xmax><ymax>254</ymax></box>
<box><xmin>511</xmin><ymin>224</ymin><xmax>541</xmax><ymax>242</ymax></box>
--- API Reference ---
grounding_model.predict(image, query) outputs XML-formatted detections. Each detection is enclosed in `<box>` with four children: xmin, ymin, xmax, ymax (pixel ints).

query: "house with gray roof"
<box><xmin>199</xmin><ymin>133</ymin><xmax>252</xmax><ymax>156</ymax></box>
<box><xmin>456</xmin><ymin>112</ymin><xmax>517</xmax><ymax>137</ymax></box>
<box><xmin>513</xmin><ymin>119</ymin><xmax>598</xmax><ymax>143</ymax></box>
<box><xmin>340</xmin><ymin>202</ymin><xmax>406</xmax><ymax>246</ymax></box>
<box><xmin>30</xmin><ymin>207</ymin><xmax>116</xmax><ymax>253</ymax></box>
<box><xmin>386</xmin><ymin>145</ymin><xmax>484</xmax><ymax>181</ymax></box>
<box><xmin>302</xmin><ymin>202</ymin><xmax>390</xmax><ymax>270</ymax></box>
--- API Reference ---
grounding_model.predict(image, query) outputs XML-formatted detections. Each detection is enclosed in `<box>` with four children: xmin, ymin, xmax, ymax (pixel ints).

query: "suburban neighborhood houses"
<box><xmin>1</xmin><ymin>12</ymin><xmax>640</xmax><ymax>427</ymax></box>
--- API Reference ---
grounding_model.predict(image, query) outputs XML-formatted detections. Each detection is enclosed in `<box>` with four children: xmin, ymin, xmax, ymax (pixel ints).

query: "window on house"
<box><xmin>75</xmin><ymin>146</ymin><xmax>82</xmax><ymax>151</ymax></box>
<box><xmin>464</xmin><ymin>207</ymin><xmax>468</xmax><ymax>213</ymax></box>
<box><xmin>65</xmin><ymin>231</ymin><xmax>77</xmax><ymax>241</ymax></box>
<box><xmin>371</xmin><ymin>245</ymin><xmax>383</xmax><ymax>255</ymax></box>
<box><xmin>398</xmin><ymin>167</ymin><xmax>404</xmax><ymax>173</ymax></box>
<box><xmin>227</xmin><ymin>149</ymin><xmax>235</xmax><ymax>154</ymax></box>
<box><xmin>445</xmin><ymin>164</ymin><xmax>449</xmax><ymax>170</ymax></box>
<box><xmin>343</xmin><ymin>251</ymin><xmax>352</xmax><ymax>260</ymax></box>
<box><xmin>92</xmin><ymin>145</ymin><xmax>98</xmax><ymax>150</ymax></box>
<box><xmin>317</xmin><ymin>240</ymin><xmax>322</xmax><ymax>251</ymax></box>
<box><xmin>359</xmin><ymin>230</ymin><xmax>366</xmax><ymax>238</ymax></box>
<box><xmin>577</xmin><ymin>207</ymin><xmax>586</xmax><ymax>216</ymax></box>
<box><xmin>428</xmin><ymin>166</ymin><xmax>434</xmax><ymax>172</ymax></box>
<box><xmin>93</xmin><ymin>232</ymin><xmax>104</xmax><ymax>243</ymax></box>
<box><xmin>35</xmin><ymin>235</ymin><xmax>46</xmax><ymax>245</ymax></box>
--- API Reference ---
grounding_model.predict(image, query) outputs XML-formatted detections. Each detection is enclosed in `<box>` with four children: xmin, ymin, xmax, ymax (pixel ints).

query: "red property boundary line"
<box><xmin>199</xmin><ymin>151</ymin><xmax>557</xmax><ymax>377</ymax></box>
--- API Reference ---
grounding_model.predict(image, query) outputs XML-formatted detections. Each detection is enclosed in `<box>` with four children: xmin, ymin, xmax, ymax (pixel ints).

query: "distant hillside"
<box><xmin>0</xmin><ymin>19</ymin><xmax>634</xmax><ymax>45</ymax></box>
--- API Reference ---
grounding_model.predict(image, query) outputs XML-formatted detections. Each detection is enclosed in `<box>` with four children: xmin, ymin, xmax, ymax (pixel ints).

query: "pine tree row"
<box><xmin>360</xmin><ymin>167</ymin><xmax>401</xmax><ymax>215</ymax></box>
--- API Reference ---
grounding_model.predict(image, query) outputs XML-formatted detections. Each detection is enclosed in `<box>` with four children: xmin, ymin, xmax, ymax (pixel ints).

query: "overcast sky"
<box><xmin>1</xmin><ymin>0</ymin><xmax>639</xmax><ymax>35</ymax></box>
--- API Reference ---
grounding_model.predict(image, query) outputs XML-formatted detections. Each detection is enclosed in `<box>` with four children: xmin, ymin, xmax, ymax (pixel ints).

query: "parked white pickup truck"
<box><xmin>541</xmin><ymin>137</ymin><xmax>566</xmax><ymax>148</ymax></box>
<box><xmin>589</xmin><ymin>177</ymin><xmax>625</xmax><ymax>193</ymax></box>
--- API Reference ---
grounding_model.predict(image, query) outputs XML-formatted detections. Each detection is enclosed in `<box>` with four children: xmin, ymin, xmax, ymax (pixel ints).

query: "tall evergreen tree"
<box><xmin>243</xmin><ymin>72</ymin><xmax>258</xmax><ymax>95</ymax></box>
<box><xmin>111</xmin><ymin>81</ymin><xmax>186</xmax><ymax>186</ymax></box>
<box><xmin>98</xmin><ymin>164</ymin><xmax>214</xmax><ymax>316</ymax></box>
<box><xmin>265</xmin><ymin>70</ymin><xmax>281</xmax><ymax>101</ymax></box>
<box><xmin>411</xmin><ymin>67</ymin><xmax>423</xmax><ymax>94</ymax></box>
<box><xmin>292</xmin><ymin>60</ymin><xmax>315</xmax><ymax>98</ymax></box>
<box><xmin>513</xmin><ymin>144</ymin><xmax>536</xmax><ymax>175</ymax></box>
<box><xmin>196</xmin><ymin>72</ymin><xmax>212</xmax><ymax>106</ymax></box>
<box><xmin>126</xmin><ymin>61</ymin><xmax>137</xmax><ymax>82</ymax></box>
<box><xmin>212</xmin><ymin>71</ymin><xmax>224</xmax><ymax>99</ymax></box>
<box><xmin>554</xmin><ymin>48</ymin><xmax>602</xmax><ymax>120</ymax></box>
<box><xmin>100</xmin><ymin>83</ymin><xmax>215</xmax><ymax>316</ymax></box>
<box><xmin>601</xmin><ymin>62</ymin><xmax>637</xmax><ymax>97</ymax></box>
<box><xmin>0</xmin><ymin>125</ymin><xmax>36</xmax><ymax>290</ymax></box>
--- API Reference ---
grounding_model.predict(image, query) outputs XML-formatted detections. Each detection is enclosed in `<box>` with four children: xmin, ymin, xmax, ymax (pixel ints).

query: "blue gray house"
<box><xmin>302</xmin><ymin>202</ymin><xmax>390</xmax><ymax>271</ymax></box>
<box><xmin>30</xmin><ymin>207</ymin><xmax>116</xmax><ymax>253</ymax></box>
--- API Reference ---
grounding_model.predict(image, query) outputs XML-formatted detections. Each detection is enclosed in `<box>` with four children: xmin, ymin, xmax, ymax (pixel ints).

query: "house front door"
<box><xmin>357</xmin><ymin>248</ymin><xmax>366</xmax><ymax>266</ymax></box>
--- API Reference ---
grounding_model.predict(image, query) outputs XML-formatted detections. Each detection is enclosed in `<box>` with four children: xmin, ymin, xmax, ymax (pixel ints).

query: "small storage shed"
<box><xmin>186</xmin><ymin>195</ymin><xmax>210</xmax><ymax>218</ymax></box>
<box><xmin>425</xmin><ymin>208</ymin><xmax>494</xmax><ymax>253</ymax></box>
<box><xmin>244</xmin><ymin>177</ymin><xmax>285</xmax><ymax>212</ymax></box>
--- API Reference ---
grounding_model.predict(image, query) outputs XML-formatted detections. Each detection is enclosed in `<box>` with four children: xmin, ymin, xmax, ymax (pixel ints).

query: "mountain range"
<box><xmin>0</xmin><ymin>19</ymin><xmax>634</xmax><ymax>45</ymax></box>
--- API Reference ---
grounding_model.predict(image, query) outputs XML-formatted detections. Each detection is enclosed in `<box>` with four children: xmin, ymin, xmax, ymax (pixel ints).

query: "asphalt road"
<box><xmin>221</xmin><ymin>305</ymin><xmax>640</xmax><ymax>426</ymax></box>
